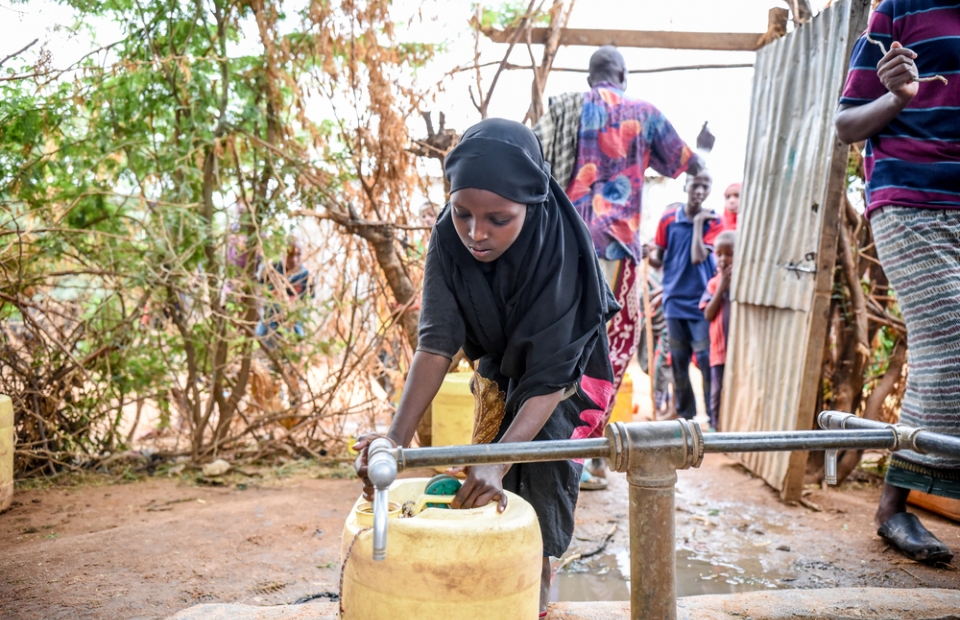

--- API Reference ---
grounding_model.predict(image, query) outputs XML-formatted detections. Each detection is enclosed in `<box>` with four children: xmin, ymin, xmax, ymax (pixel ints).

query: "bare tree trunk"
<box><xmin>523</xmin><ymin>0</ymin><xmax>576</xmax><ymax>125</ymax></box>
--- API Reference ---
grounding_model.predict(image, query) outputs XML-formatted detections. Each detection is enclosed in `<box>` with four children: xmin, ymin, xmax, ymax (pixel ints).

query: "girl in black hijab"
<box><xmin>356</xmin><ymin>118</ymin><xmax>618</xmax><ymax>615</ymax></box>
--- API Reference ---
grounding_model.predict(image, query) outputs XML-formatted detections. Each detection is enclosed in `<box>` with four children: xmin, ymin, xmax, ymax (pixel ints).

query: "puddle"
<box><xmin>552</xmin><ymin>548</ymin><xmax>791</xmax><ymax>602</ymax></box>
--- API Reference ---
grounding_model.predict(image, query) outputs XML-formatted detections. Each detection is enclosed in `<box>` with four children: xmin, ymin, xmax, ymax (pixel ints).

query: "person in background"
<box><xmin>700</xmin><ymin>230</ymin><xmax>735</xmax><ymax>432</ymax></box>
<box><xmin>722</xmin><ymin>182</ymin><xmax>741</xmax><ymax>230</ymax></box>
<box><xmin>636</xmin><ymin>257</ymin><xmax>676</xmax><ymax>420</ymax></box>
<box><xmin>256</xmin><ymin>239</ymin><xmax>314</xmax><ymax>351</ymax></box>
<box><xmin>834</xmin><ymin>0</ymin><xmax>959</xmax><ymax>564</ymax></box>
<box><xmin>649</xmin><ymin>170</ymin><xmax>723</xmax><ymax>424</ymax></box>
<box><xmin>535</xmin><ymin>45</ymin><xmax>713</xmax><ymax>490</ymax></box>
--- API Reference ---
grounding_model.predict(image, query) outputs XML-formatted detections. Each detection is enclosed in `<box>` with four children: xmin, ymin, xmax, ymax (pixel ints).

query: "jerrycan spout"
<box><xmin>367</xmin><ymin>438</ymin><xmax>398</xmax><ymax>561</ymax></box>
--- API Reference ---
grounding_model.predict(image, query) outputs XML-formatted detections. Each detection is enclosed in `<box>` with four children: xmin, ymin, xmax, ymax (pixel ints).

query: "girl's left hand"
<box><xmin>452</xmin><ymin>464</ymin><xmax>509</xmax><ymax>513</ymax></box>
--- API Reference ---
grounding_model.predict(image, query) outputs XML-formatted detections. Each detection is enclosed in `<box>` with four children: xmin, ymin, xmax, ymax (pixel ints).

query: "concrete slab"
<box><xmin>167</xmin><ymin>588</ymin><xmax>960</xmax><ymax>619</ymax></box>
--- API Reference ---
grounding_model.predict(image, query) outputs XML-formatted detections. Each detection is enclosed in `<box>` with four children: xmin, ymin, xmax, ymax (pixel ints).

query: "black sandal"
<box><xmin>877</xmin><ymin>512</ymin><xmax>954</xmax><ymax>564</ymax></box>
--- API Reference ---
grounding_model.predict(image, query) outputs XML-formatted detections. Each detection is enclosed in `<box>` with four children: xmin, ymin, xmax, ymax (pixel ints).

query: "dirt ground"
<box><xmin>1</xmin><ymin>455</ymin><xmax>958</xmax><ymax>620</ymax></box>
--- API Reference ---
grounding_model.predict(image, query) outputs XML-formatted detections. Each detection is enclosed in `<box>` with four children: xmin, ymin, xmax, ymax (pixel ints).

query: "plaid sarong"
<box><xmin>532</xmin><ymin>92</ymin><xmax>582</xmax><ymax>190</ymax></box>
<box><xmin>871</xmin><ymin>206</ymin><xmax>960</xmax><ymax>494</ymax></box>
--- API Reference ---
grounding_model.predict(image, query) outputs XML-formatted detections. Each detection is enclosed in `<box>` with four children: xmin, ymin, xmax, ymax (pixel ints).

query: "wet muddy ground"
<box><xmin>555</xmin><ymin>454</ymin><xmax>960</xmax><ymax>602</ymax></box>
<box><xmin>1</xmin><ymin>454</ymin><xmax>957</xmax><ymax>619</ymax></box>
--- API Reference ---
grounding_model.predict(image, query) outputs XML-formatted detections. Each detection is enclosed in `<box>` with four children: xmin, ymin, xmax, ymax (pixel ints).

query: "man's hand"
<box><xmin>353</xmin><ymin>433</ymin><xmax>397</xmax><ymax>501</ymax></box>
<box><xmin>696</xmin><ymin>121</ymin><xmax>716</xmax><ymax>153</ymax></box>
<box><xmin>641</xmin><ymin>243</ymin><xmax>651</xmax><ymax>260</ymax></box>
<box><xmin>718</xmin><ymin>263</ymin><xmax>733</xmax><ymax>293</ymax></box>
<box><xmin>693</xmin><ymin>210</ymin><xmax>718</xmax><ymax>224</ymax></box>
<box><xmin>452</xmin><ymin>464</ymin><xmax>509</xmax><ymax>513</ymax></box>
<box><xmin>878</xmin><ymin>42</ymin><xmax>919</xmax><ymax>103</ymax></box>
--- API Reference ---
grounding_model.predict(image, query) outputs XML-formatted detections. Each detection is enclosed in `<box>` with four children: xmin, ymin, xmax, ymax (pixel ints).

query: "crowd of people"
<box><xmin>535</xmin><ymin>47</ymin><xmax>740</xmax><ymax>489</ymax></box>
<box><xmin>352</xmin><ymin>1</ymin><xmax>959</xmax><ymax>612</ymax></box>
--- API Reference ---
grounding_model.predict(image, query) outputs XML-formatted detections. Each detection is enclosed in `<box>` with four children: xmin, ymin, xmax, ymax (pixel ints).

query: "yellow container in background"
<box><xmin>0</xmin><ymin>395</ymin><xmax>14</xmax><ymax>512</ymax></box>
<box><xmin>340</xmin><ymin>477</ymin><xmax>541</xmax><ymax>619</ymax></box>
<box><xmin>608</xmin><ymin>371</ymin><xmax>636</xmax><ymax>425</ymax></box>
<box><xmin>431</xmin><ymin>373</ymin><xmax>475</xmax><ymax>447</ymax></box>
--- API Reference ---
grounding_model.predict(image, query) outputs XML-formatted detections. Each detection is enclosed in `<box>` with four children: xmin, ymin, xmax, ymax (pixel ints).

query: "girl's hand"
<box><xmin>452</xmin><ymin>464</ymin><xmax>509</xmax><ymax>513</ymax></box>
<box><xmin>353</xmin><ymin>433</ymin><xmax>397</xmax><ymax>501</ymax></box>
<box><xmin>878</xmin><ymin>42</ymin><xmax>919</xmax><ymax>103</ymax></box>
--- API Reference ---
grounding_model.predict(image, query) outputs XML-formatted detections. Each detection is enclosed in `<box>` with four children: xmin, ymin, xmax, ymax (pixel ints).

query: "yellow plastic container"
<box><xmin>431</xmin><ymin>372</ymin><xmax>475</xmax><ymax>447</ymax></box>
<box><xmin>608</xmin><ymin>371</ymin><xmax>636</xmax><ymax>425</ymax></box>
<box><xmin>340</xmin><ymin>477</ymin><xmax>541</xmax><ymax>619</ymax></box>
<box><xmin>0</xmin><ymin>395</ymin><xmax>13</xmax><ymax>512</ymax></box>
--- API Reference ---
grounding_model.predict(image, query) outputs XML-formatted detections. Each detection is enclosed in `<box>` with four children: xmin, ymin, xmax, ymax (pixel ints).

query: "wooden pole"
<box><xmin>485</xmin><ymin>27</ymin><xmax>765</xmax><ymax>51</ymax></box>
<box><xmin>641</xmin><ymin>258</ymin><xmax>656</xmax><ymax>419</ymax></box>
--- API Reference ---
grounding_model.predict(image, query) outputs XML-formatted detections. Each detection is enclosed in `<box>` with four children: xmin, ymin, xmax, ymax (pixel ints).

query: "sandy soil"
<box><xmin>1</xmin><ymin>455</ymin><xmax>958</xmax><ymax>620</ymax></box>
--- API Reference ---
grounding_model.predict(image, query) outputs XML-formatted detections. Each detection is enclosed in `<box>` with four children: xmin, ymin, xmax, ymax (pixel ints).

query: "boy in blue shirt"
<box><xmin>649</xmin><ymin>170</ymin><xmax>723</xmax><ymax>422</ymax></box>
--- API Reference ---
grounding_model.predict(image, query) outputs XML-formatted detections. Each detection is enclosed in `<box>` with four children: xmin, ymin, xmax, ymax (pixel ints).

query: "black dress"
<box><xmin>416</xmin><ymin>118</ymin><xmax>619</xmax><ymax>557</ymax></box>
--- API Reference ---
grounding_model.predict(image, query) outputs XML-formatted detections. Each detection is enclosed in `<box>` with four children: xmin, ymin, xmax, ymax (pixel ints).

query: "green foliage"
<box><xmin>474</xmin><ymin>1</ymin><xmax>551</xmax><ymax>29</ymax></box>
<box><xmin>1</xmin><ymin>0</ymin><xmax>436</xmax><ymax>474</ymax></box>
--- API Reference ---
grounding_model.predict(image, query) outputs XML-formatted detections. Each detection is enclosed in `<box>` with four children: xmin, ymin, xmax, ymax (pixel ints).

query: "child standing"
<box><xmin>722</xmin><ymin>182</ymin><xmax>741</xmax><ymax>230</ymax></box>
<box><xmin>355</xmin><ymin>119</ymin><xmax>619</xmax><ymax>616</ymax></box>
<box><xmin>700</xmin><ymin>230</ymin><xmax>735</xmax><ymax>432</ymax></box>
<box><xmin>649</xmin><ymin>170</ymin><xmax>724</xmax><ymax>423</ymax></box>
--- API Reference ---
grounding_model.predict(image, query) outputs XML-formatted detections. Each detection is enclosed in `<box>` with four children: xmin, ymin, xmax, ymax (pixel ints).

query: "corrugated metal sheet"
<box><xmin>722</xmin><ymin>0</ymin><xmax>869</xmax><ymax>499</ymax></box>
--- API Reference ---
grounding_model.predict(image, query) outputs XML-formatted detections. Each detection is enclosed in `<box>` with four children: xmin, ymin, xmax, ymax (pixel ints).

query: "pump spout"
<box><xmin>367</xmin><ymin>438</ymin><xmax>398</xmax><ymax>561</ymax></box>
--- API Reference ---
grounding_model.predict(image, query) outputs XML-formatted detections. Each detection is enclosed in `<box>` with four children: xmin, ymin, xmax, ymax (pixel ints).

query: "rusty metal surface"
<box><xmin>722</xmin><ymin>0</ymin><xmax>870</xmax><ymax>496</ymax></box>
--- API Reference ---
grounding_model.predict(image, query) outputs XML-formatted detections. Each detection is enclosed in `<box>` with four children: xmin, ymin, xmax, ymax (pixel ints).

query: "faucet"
<box><xmin>366</xmin><ymin>438</ymin><xmax>398</xmax><ymax>561</ymax></box>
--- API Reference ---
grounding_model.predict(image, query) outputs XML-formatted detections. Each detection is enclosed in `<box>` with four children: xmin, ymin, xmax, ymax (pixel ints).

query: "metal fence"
<box><xmin>722</xmin><ymin>0</ymin><xmax>871</xmax><ymax>500</ymax></box>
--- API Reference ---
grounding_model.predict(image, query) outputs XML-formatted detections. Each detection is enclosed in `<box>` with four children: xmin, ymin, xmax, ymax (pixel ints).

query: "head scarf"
<box><xmin>433</xmin><ymin>118</ymin><xmax>619</xmax><ymax>414</ymax></box>
<box><xmin>724</xmin><ymin>182</ymin><xmax>742</xmax><ymax>198</ymax></box>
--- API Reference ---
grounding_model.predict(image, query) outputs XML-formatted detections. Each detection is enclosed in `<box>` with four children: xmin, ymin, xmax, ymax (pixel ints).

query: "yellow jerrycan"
<box><xmin>0</xmin><ymin>395</ymin><xmax>13</xmax><ymax>512</ymax></box>
<box><xmin>340</xmin><ymin>477</ymin><xmax>542</xmax><ymax>619</ymax></box>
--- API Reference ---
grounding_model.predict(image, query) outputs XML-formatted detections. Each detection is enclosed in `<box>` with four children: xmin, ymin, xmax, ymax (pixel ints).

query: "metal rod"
<box><xmin>394</xmin><ymin>438</ymin><xmax>611</xmax><ymax>470</ymax></box>
<box><xmin>818</xmin><ymin>410</ymin><xmax>960</xmax><ymax>459</ymax></box>
<box><xmin>629</xmin><ymin>480</ymin><xmax>676</xmax><ymax>620</ymax></box>
<box><xmin>915</xmin><ymin>433</ymin><xmax>960</xmax><ymax>459</ymax></box>
<box><xmin>702</xmin><ymin>429</ymin><xmax>896</xmax><ymax>453</ymax></box>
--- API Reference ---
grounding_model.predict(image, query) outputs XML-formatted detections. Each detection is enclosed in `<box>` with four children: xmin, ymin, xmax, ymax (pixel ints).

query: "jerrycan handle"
<box><xmin>413</xmin><ymin>494</ymin><xmax>457</xmax><ymax>515</ymax></box>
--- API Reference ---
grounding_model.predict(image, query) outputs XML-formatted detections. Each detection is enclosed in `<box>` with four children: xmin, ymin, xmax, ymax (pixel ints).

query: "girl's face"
<box><xmin>724</xmin><ymin>188</ymin><xmax>740</xmax><ymax>214</ymax></box>
<box><xmin>450</xmin><ymin>188</ymin><xmax>527</xmax><ymax>263</ymax></box>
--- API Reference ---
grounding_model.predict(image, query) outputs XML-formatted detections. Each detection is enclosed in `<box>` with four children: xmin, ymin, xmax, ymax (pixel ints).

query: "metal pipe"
<box><xmin>702</xmin><ymin>429</ymin><xmax>897</xmax><ymax>453</ymax></box>
<box><xmin>372</xmin><ymin>485</ymin><xmax>389</xmax><ymax>561</ymax></box>
<box><xmin>392</xmin><ymin>437</ymin><xmax>612</xmax><ymax>471</ymax></box>
<box><xmin>605</xmin><ymin>420</ymin><xmax>703</xmax><ymax>620</ymax></box>
<box><xmin>630</xmin><ymin>482</ymin><xmax>676</xmax><ymax>619</ymax></box>
<box><xmin>824</xmin><ymin>449</ymin><xmax>838</xmax><ymax>485</ymax></box>
<box><xmin>366</xmin><ymin>438</ymin><xmax>398</xmax><ymax>561</ymax></box>
<box><xmin>361</xmin><ymin>417</ymin><xmax>960</xmax><ymax>611</ymax></box>
<box><xmin>818</xmin><ymin>410</ymin><xmax>960</xmax><ymax>459</ymax></box>
<box><xmin>915</xmin><ymin>433</ymin><xmax>960</xmax><ymax>459</ymax></box>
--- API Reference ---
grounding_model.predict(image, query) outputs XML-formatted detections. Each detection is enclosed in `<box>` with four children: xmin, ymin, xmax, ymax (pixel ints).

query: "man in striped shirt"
<box><xmin>836</xmin><ymin>0</ymin><xmax>960</xmax><ymax>565</ymax></box>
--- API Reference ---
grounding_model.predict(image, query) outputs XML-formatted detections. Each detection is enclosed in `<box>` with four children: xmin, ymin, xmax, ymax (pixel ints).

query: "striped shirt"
<box><xmin>839</xmin><ymin>0</ymin><xmax>960</xmax><ymax>217</ymax></box>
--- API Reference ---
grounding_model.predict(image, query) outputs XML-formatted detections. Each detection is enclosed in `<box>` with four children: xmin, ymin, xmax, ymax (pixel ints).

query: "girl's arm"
<box><xmin>354</xmin><ymin>350</ymin><xmax>451</xmax><ymax>499</ymax></box>
<box><xmin>453</xmin><ymin>388</ymin><xmax>566</xmax><ymax>512</ymax></box>
<box><xmin>385</xmin><ymin>351</ymin><xmax>451</xmax><ymax>447</ymax></box>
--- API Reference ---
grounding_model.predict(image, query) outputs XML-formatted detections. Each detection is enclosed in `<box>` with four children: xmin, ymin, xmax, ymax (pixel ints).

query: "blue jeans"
<box><xmin>665</xmin><ymin>318</ymin><xmax>711</xmax><ymax>421</ymax></box>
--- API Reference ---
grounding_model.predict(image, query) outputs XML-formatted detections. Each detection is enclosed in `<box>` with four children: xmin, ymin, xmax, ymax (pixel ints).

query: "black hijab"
<box><xmin>433</xmin><ymin>118</ymin><xmax>619</xmax><ymax>414</ymax></box>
